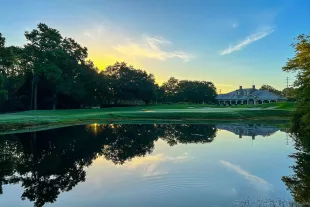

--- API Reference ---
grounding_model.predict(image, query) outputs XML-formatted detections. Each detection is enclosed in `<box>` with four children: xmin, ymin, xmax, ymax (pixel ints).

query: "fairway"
<box><xmin>0</xmin><ymin>104</ymin><xmax>294</xmax><ymax>133</ymax></box>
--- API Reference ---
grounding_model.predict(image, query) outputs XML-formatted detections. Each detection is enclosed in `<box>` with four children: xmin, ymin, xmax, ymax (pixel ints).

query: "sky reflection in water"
<box><xmin>0</xmin><ymin>124</ymin><xmax>296</xmax><ymax>207</ymax></box>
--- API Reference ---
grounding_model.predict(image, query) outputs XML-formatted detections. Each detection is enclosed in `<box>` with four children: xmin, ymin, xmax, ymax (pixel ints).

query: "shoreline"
<box><xmin>0</xmin><ymin>108</ymin><xmax>292</xmax><ymax>134</ymax></box>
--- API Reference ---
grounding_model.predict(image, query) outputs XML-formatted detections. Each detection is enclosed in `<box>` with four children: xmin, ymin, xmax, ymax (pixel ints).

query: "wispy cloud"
<box><xmin>78</xmin><ymin>23</ymin><xmax>194</xmax><ymax>70</ymax></box>
<box><xmin>83</xmin><ymin>32</ymin><xmax>95</xmax><ymax>40</ymax></box>
<box><xmin>123</xmin><ymin>153</ymin><xmax>191</xmax><ymax>177</ymax></box>
<box><xmin>113</xmin><ymin>36</ymin><xmax>195</xmax><ymax>62</ymax></box>
<box><xmin>220</xmin><ymin>29</ymin><xmax>274</xmax><ymax>55</ymax></box>
<box><xmin>220</xmin><ymin>160</ymin><xmax>274</xmax><ymax>191</ymax></box>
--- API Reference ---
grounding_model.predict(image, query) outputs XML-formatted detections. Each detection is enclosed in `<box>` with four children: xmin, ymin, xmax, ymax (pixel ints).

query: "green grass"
<box><xmin>131</xmin><ymin>102</ymin><xmax>296</xmax><ymax>110</ymax></box>
<box><xmin>0</xmin><ymin>102</ymin><xmax>295</xmax><ymax>132</ymax></box>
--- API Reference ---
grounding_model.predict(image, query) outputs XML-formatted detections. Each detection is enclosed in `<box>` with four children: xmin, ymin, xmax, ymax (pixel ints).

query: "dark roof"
<box><xmin>217</xmin><ymin>124</ymin><xmax>279</xmax><ymax>137</ymax></box>
<box><xmin>216</xmin><ymin>89</ymin><xmax>286</xmax><ymax>100</ymax></box>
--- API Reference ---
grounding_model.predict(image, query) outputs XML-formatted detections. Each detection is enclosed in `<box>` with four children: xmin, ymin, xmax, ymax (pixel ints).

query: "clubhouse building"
<box><xmin>216</xmin><ymin>85</ymin><xmax>286</xmax><ymax>105</ymax></box>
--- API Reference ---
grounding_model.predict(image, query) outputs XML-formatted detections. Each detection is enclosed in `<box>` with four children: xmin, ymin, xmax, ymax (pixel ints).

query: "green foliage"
<box><xmin>282</xmin><ymin>87</ymin><xmax>297</xmax><ymax>101</ymax></box>
<box><xmin>0</xmin><ymin>73</ymin><xmax>8</xmax><ymax>102</ymax></box>
<box><xmin>161</xmin><ymin>77</ymin><xmax>217</xmax><ymax>103</ymax></box>
<box><xmin>1</xmin><ymin>23</ymin><xmax>218</xmax><ymax>112</ymax></box>
<box><xmin>283</xmin><ymin>34</ymin><xmax>310</xmax><ymax>132</ymax></box>
<box><xmin>102</xmin><ymin>62</ymin><xmax>158</xmax><ymax>104</ymax></box>
<box><xmin>282</xmin><ymin>35</ymin><xmax>310</xmax><ymax>204</ymax></box>
<box><xmin>260</xmin><ymin>84</ymin><xmax>282</xmax><ymax>96</ymax></box>
<box><xmin>0</xmin><ymin>35</ymin><xmax>8</xmax><ymax>103</ymax></box>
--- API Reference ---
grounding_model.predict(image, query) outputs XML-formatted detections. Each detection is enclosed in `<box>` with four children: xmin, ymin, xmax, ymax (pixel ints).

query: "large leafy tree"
<box><xmin>0</xmin><ymin>33</ymin><xmax>27</xmax><ymax>111</ymax></box>
<box><xmin>24</xmin><ymin>23</ymin><xmax>89</xmax><ymax>110</ymax></box>
<box><xmin>161</xmin><ymin>78</ymin><xmax>217</xmax><ymax>104</ymax></box>
<box><xmin>55</xmin><ymin>37</ymin><xmax>88</xmax><ymax>109</ymax></box>
<box><xmin>24</xmin><ymin>23</ymin><xmax>63</xmax><ymax>110</ymax></box>
<box><xmin>283</xmin><ymin>34</ymin><xmax>310</xmax><ymax>131</ymax></box>
<box><xmin>161</xmin><ymin>77</ymin><xmax>179</xmax><ymax>102</ymax></box>
<box><xmin>103</xmin><ymin>62</ymin><xmax>157</xmax><ymax>104</ymax></box>
<box><xmin>177</xmin><ymin>80</ymin><xmax>217</xmax><ymax>103</ymax></box>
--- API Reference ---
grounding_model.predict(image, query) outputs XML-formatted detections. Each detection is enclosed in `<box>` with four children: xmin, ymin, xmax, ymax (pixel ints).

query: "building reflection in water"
<box><xmin>216</xmin><ymin>124</ymin><xmax>280</xmax><ymax>140</ymax></box>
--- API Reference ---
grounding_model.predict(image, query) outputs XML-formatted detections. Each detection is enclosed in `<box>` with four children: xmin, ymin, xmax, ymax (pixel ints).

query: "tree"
<box><xmin>282</xmin><ymin>87</ymin><xmax>297</xmax><ymax>101</ymax></box>
<box><xmin>54</xmin><ymin>37</ymin><xmax>88</xmax><ymax>109</ymax></box>
<box><xmin>0</xmin><ymin>73</ymin><xmax>7</xmax><ymax>103</ymax></box>
<box><xmin>260</xmin><ymin>85</ymin><xmax>282</xmax><ymax>96</ymax></box>
<box><xmin>161</xmin><ymin>77</ymin><xmax>179</xmax><ymax>102</ymax></box>
<box><xmin>0</xmin><ymin>34</ymin><xmax>8</xmax><ymax>104</ymax></box>
<box><xmin>2</xmin><ymin>23</ymin><xmax>222</xmax><ymax>112</ymax></box>
<box><xmin>161</xmin><ymin>78</ymin><xmax>217</xmax><ymax>104</ymax></box>
<box><xmin>177</xmin><ymin>80</ymin><xmax>217</xmax><ymax>103</ymax></box>
<box><xmin>24</xmin><ymin>23</ymin><xmax>63</xmax><ymax>110</ymax></box>
<box><xmin>103</xmin><ymin>62</ymin><xmax>157</xmax><ymax>105</ymax></box>
<box><xmin>283</xmin><ymin>34</ymin><xmax>310</xmax><ymax>131</ymax></box>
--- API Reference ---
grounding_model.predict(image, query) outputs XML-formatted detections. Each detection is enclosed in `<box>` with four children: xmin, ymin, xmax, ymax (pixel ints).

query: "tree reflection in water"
<box><xmin>282</xmin><ymin>125</ymin><xmax>310</xmax><ymax>205</ymax></box>
<box><xmin>0</xmin><ymin>124</ymin><xmax>217</xmax><ymax>206</ymax></box>
<box><xmin>1</xmin><ymin>123</ymin><xmax>297</xmax><ymax>207</ymax></box>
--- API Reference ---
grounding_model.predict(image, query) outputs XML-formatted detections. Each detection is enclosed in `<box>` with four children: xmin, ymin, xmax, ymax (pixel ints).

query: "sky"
<box><xmin>0</xmin><ymin>0</ymin><xmax>308</xmax><ymax>92</ymax></box>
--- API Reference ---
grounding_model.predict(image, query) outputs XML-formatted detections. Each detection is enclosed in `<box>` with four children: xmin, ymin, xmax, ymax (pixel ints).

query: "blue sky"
<box><xmin>1</xmin><ymin>0</ymin><xmax>307</xmax><ymax>92</ymax></box>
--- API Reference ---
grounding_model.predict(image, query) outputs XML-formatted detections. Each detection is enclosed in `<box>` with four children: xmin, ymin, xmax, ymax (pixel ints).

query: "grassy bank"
<box><xmin>0</xmin><ymin>102</ymin><xmax>294</xmax><ymax>132</ymax></box>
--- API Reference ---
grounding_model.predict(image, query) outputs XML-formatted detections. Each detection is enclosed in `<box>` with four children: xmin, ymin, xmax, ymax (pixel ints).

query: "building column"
<box><xmin>235</xmin><ymin>100</ymin><xmax>238</xmax><ymax>105</ymax></box>
<box><xmin>247</xmin><ymin>100</ymin><xmax>249</xmax><ymax>105</ymax></box>
<box><xmin>269</xmin><ymin>100</ymin><xmax>271</xmax><ymax>103</ymax></box>
<box><xmin>253</xmin><ymin>99</ymin><xmax>256</xmax><ymax>105</ymax></box>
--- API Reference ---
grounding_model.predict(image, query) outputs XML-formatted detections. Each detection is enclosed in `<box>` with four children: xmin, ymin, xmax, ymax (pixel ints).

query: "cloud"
<box><xmin>83</xmin><ymin>32</ymin><xmax>95</xmax><ymax>40</ymax></box>
<box><xmin>220</xmin><ymin>160</ymin><xmax>274</xmax><ymax>191</ymax></box>
<box><xmin>123</xmin><ymin>153</ymin><xmax>191</xmax><ymax>176</ymax></box>
<box><xmin>220</xmin><ymin>29</ymin><xmax>274</xmax><ymax>55</ymax></box>
<box><xmin>78</xmin><ymin>23</ymin><xmax>194</xmax><ymax>70</ymax></box>
<box><xmin>113</xmin><ymin>36</ymin><xmax>195</xmax><ymax>62</ymax></box>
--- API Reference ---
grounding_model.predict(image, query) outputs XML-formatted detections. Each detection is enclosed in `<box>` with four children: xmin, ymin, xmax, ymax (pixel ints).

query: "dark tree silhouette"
<box><xmin>159</xmin><ymin>124</ymin><xmax>217</xmax><ymax>146</ymax></box>
<box><xmin>282</xmin><ymin>125</ymin><xmax>310</xmax><ymax>205</ymax></box>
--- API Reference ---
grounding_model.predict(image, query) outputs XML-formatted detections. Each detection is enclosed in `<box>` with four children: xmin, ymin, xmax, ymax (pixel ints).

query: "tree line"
<box><xmin>260</xmin><ymin>84</ymin><xmax>296</xmax><ymax>101</ymax></box>
<box><xmin>0</xmin><ymin>23</ymin><xmax>217</xmax><ymax>112</ymax></box>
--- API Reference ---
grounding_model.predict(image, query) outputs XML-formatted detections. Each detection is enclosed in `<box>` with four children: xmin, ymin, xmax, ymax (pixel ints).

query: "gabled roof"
<box><xmin>217</xmin><ymin>124</ymin><xmax>279</xmax><ymax>137</ymax></box>
<box><xmin>216</xmin><ymin>89</ymin><xmax>286</xmax><ymax>100</ymax></box>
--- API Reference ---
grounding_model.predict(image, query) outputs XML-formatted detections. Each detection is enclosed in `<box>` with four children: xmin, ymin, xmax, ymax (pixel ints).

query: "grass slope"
<box><xmin>0</xmin><ymin>102</ymin><xmax>294</xmax><ymax>132</ymax></box>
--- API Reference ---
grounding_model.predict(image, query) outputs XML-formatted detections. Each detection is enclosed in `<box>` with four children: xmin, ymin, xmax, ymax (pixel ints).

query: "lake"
<box><xmin>0</xmin><ymin>123</ymin><xmax>305</xmax><ymax>207</ymax></box>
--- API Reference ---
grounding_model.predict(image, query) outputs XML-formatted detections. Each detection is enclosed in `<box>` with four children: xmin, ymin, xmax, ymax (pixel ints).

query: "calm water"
<box><xmin>0</xmin><ymin>123</ymin><xmax>302</xmax><ymax>206</ymax></box>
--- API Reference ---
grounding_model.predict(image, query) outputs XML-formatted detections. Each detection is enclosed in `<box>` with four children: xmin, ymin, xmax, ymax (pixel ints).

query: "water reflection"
<box><xmin>217</xmin><ymin>124</ymin><xmax>279</xmax><ymax>139</ymax></box>
<box><xmin>0</xmin><ymin>123</ymin><xmax>295</xmax><ymax>206</ymax></box>
<box><xmin>282</xmin><ymin>125</ymin><xmax>310</xmax><ymax>205</ymax></box>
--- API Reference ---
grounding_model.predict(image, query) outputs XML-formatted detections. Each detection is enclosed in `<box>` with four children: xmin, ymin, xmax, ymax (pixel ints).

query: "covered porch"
<box><xmin>218</xmin><ymin>99</ymin><xmax>282</xmax><ymax>106</ymax></box>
